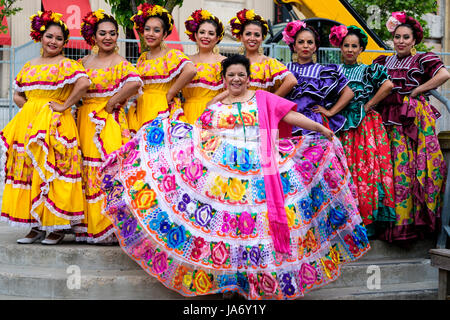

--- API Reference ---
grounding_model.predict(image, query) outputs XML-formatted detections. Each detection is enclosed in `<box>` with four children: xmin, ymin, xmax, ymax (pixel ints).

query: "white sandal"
<box><xmin>17</xmin><ymin>229</ymin><xmax>46</xmax><ymax>244</ymax></box>
<box><xmin>41</xmin><ymin>232</ymin><xmax>65</xmax><ymax>245</ymax></box>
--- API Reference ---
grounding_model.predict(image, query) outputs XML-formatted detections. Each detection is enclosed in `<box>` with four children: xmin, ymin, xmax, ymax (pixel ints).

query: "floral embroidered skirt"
<box><xmin>0</xmin><ymin>97</ymin><xmax>84</xmax><ymax>231</ymax></box>
<box><xmin>100</xmin><ymin>119</ymin><xmax>369</xmax><ymax>300</ymax></box>
<box><xmin>337</xmin><ymin>111</ymin><xmax>396</xmax><ymax>237</ymax></box>
<box><xmin>380</xmin><ymin>97</ymin><xmax>446</xmax><ymax>242</ymax></box>
<box><xmin>75</xmin><ymin>98</ymin><xmax>130</xmax><ymax>243</ymax></box>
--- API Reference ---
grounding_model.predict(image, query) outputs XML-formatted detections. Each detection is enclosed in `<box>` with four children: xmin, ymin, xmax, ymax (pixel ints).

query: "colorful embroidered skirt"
<box><xmin>337</xmin><ymin>111</ymin><xmax>396</xmax><ymax>237</ymax></box>
<box><xmin>100</xmin><ymin>119</ymin><xmax>370</xmax><ymax>299</ymax></box>
<box><xmin>381</xmin><ymin>97</ymin><xmax>446</xmax><ymax>242</ymax></box>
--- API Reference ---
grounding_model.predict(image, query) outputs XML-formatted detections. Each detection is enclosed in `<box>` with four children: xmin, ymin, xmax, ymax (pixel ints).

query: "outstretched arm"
<box><xmin>282</xmin><ymin>110</ymin><xmax>334</xmax><ymax>140</ymax></box>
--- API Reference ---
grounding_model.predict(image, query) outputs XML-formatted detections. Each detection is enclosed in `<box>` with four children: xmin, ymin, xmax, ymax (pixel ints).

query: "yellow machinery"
<box><xmin>274</xmin><ymin>0</ymin><xmax>390</xmax><ymax>63</ymax></box>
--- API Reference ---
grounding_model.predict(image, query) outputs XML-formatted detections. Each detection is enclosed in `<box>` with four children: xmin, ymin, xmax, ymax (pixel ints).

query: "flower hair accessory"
<box><xmin>386</xmin><ymin>11</ymin><xmax>407</xmax><ymax>33</ymax></box>
<box><xmin>282</xmin><ymin>20</ymin><xmax>307</xmax><ymax>46</ymax></box>
<box><xmin>329</xmin><ymin>25</ymin><xmax>348</xmax><ymax>47</ymax></box>
<box><xmin>29</xmin><ymin>10</ymin><xmax>69</xmax><ymax>44</ymax></box>
<box><xmin>229</xmin><ymin>9</ymin><xmax>268</xmax><ymax>40</ymax></box>
<box><xmin>131</xmin><ymin>3</ymin><xmax>174</xmax><ymax>35</ymax></box>
<box><xmin>329</xmin><ymin>25</ymin><xmax>368</xmax><ymax>48</ymax></box>
<box><xmin>386</xmin><ymin>11</ymin><xmax>423</xmax><ymax>44</ymax></box>
<box><xmin>81</xmin><ymin>9</ymin><xmax>113</xmax><ymax>46</ymax></box>
<box><xmin>185</xmin><ymin>9</ymin><xmax>225</xmax><ymax>43</ymax></box>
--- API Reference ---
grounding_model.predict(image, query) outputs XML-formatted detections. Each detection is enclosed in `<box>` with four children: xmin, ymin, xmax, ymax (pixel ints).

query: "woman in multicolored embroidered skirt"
<box><xmin>281</xmin><ymin>21</ymin><xmax>355</xmax><ymax>136</ymax></box>
<box><xmin>0</xmin><ymin>11</ymin><xmax>90</xmax><ymax>244</ymax></box>
<box><xmin>99</xmin><ymin>54</ymin><xmax>369</xmax><ymax>300</ymax></box>
<box><xmin>181</xmin><ymin>9</ymin><xmax>226</xmax><ymax>124</ymax></box>
<box><xmin>126</xmin><ymin>3</ymin><xmax>197</xmax><ymax>134</ymax></box>
<box><xmin>75</xmin><ymin>10</ymin><xmax>142</xmax><ymax>243</ymax></box>
<box><xmin>373</xmin><ymin>12</ymin><xmax>450</xmax><ymax>242</ymax></box>
<box><xmin>328</xmin><ymin>25</ymin><xmax>396</xmax><ymax>237</ymax></box>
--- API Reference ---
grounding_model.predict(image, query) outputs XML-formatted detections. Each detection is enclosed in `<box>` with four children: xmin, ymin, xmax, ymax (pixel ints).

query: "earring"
<box><xmin>213</xmin><ymin>45</ymin><xmax>220</xmax><ymax>55</ymax></box>
<box><xmin>292</xmin><ymin>52</ymin><xmax>298</xmax><ymax>62</ymax></box>
<box><xmin>114</xmin><ymin>45</ymin><xmax>119</xmax><ymax>53</ymax></box>
<box><xmin>312</xmin><ymin>53</ymin><xmax>317</xmax><ymax>63</ymax></box>
<box><xmin>238</xmin><ymin>45</ymin><xmax>245</xmax><ymax>55</ymax></box>
<box><xmin>91</xmin><ymin>44</ymin><xmax>99</xmax><ymax>55</ymax></box>
<box><xmin>411</xmin><ymin>47</ymin><xmax>417</xmax><ymax>56</ymax></box>
<box><xmin>258</xmin><ymin>46</ymin><xmax>264</xmax><ymax>55</ymax></box>
<box><xmin>40</xmin><ymin>47</ymin><xmax>44</xmax><ymax>57</ymax></box>
<box><xmin>160</xmin><ymin>41</ymin><xmax>167</xmax><ymax>50</ymax></box>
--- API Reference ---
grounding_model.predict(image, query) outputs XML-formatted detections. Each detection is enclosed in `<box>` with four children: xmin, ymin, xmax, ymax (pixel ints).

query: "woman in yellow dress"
<box><xmin>230</xmin><ymin>9</ymin><xmax>297</xmax><ymax>95</ymax></box>
<box><xmin>208</xmin><ymin>9</ymin><xmax>297</xmax><ymax>107</ymax></box>
<box><xmin>127</xmin><ymin>3</ymin><xmax>197</xmax><ymax>134</ymax></box>
<box><xmin>181</xmin><ymin>9</ymin><xmax>226</xmax><ymax>124</ymax></box>
<box><xmin>76</xmin><ymin>10</ymin><xmax>142</xmax><ymax>243</ymax></box>
<box><xmin>0</xmin><ymin>11</ymin><xmax>90</xmax><ymax>244</ymax></box>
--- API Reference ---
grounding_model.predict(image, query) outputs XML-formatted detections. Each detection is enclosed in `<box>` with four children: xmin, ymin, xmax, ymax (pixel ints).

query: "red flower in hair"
<box><xmin>237</xmin><ymin>9</ymin><xmax>247</xmax><ymax>22</ymax></box>
<box><xmin>192</xmin><ymin>9</ymin><xmax>203</xmax><ymax>22</ymax></box>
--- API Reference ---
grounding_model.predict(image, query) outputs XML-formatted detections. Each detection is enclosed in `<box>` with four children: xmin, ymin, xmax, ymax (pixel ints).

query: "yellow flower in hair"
<box><xmin>40</xmin><ymin>25</ymin><xmax>46</xmax><ymax>31</ymax></box>
<box><xmin>30</xmin><ymin>14</ymin><xmax>37</xmax><ymax>21</ymax></box>
<box><xmin>137</xmin><ymin>10</ymin><xmax>143</xmax><ymax>16</ymax></box>
<box><xmin>93</xmin><ymin>9</ymin><xmax>105</xmax><ymax>20</ymax></box>
<box><xmin>200</xmin><ymin>10</ymin><xmax>211</xmax><ymax>20</ymax></box>
<box><xmin>51</xmin><ymin>12</ymin><xmax>63</xmax><ymax>23</ymax></box>
<box><xmin>245</xmin><ymin>9</ymin><xmax>256</xmax><ymax>20</ymax></box>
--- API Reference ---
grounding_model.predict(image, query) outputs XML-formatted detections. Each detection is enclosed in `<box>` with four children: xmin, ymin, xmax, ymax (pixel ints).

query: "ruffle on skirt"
<box><xmin>99</xmin><ymin>119</ymin><xmax>370</xmax><ymax>299</ymax></box>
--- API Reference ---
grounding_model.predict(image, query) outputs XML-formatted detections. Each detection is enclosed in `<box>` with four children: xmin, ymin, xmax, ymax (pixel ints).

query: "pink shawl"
<box><xmin>256</xmin><ymin>90</ymin><xmax>297</xmax><ymax>254</ymax></box>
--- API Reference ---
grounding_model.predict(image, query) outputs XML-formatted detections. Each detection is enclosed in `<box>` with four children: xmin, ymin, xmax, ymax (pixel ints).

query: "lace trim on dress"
<box><xmin>14</xmin><ymin>72</ymin><xmax>90</xmax><ymax>92</ymax></box>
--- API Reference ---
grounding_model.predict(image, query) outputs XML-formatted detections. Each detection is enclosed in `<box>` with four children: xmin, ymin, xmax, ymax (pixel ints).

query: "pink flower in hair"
<box><xmin>282</xmin><ymin>20</ymin><xmax>306</xmax><ymax>45</ymax></box>
<box><xmin>386</xmin><ymin>11</ymin><xmax>407</xmax><ymax>33</ymax></box>
<box><xmin>329</xmin><ymin>25</ymin><xmax>348</xmax><ymax>47</ymax></box>
<box><xmin>392</xmin><ymin>12</ymin><xmax>407</xmax><ymax>23</ymax></box>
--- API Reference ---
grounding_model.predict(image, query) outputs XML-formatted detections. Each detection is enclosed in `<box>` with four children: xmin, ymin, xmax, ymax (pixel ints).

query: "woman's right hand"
<box><xmin>318</xmin><ymin>125</ymin><xmax>334</xmax><ymax>140</ymax></box>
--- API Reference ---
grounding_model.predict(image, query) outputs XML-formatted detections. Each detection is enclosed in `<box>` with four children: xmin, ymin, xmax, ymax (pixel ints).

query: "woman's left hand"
<box><xmin>312</xmin><ymin>105</ymin><xmax>333</xmax><ymax>117</ymax></box>
<box><xmin>410</xmin><ymin>87</ymin><xmax>422</xmax><ymax>98</ymax></box>
<box><xmin>49</xmin><ymin>101</ymin><xmax>66</xmax><ymax>113</ymax></box>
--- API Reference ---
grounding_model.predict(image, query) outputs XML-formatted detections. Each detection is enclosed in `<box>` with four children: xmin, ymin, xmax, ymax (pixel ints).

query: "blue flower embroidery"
<box><xmin>147</xmin><ymin>126</ymin><xmax>164</xmax><ymax>145</ymax></box>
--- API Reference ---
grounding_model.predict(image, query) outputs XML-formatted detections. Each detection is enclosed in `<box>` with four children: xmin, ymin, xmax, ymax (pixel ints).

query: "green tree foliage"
<box><xmin>348</xmin><ymin>0</ymin><xmax>438</xmax><ymax>50</ymax></box>
<box><xmin>0</xmin><ymin>0</ymin><xmax>22</xmax><ymax>34</ymax></box>
<box><xmin>105</xmin><ymin>0</ymin><xmax>183</xmax><ymax>30</ymax></box>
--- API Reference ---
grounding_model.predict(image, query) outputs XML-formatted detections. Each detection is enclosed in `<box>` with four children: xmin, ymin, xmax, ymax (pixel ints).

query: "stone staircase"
<box><xmin>0</xmin><ymin>221</ymin><xmax>439</xmax><ymax>300</ymax></box>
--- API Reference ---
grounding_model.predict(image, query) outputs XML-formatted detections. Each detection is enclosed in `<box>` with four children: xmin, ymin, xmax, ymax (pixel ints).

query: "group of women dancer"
<box><xmin>0</xmin><ymin>3</ymin><xmax>449</xmax><ymax>299</ymax></box>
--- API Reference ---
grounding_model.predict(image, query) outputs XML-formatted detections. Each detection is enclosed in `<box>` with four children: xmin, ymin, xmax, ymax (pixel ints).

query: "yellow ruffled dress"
<box><xmin>181</xmin><ymin>61</ymin><xmax>224</xmax><ymax>124</ymax></box>
<box><xmin>248</xmin><ymin>57</ymin><xmax>291</xmax><ymax>92</ymax></box>
<box><xmin>127</xmin><ymin>49</ymin><xmax>192</xmax><ymax>134</ymax></box>
<box><xmin>76</xmin><ymin>60</ymin><xmax>142</xmax><ymax>243</ymax></box>
<box><xmin>0</xmin><ymin>59</ymin><xmax>88</xmax><ymax>231</ymax></box>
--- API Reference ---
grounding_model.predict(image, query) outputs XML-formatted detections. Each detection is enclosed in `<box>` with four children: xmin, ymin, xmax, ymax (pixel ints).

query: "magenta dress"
<box><xmin>373</xmin><ymin>52</ymin><xmax>447</xmax><ymax>242</ymax></box>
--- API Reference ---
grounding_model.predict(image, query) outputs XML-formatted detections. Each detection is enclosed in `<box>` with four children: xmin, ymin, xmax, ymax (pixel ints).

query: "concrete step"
<box><xmin>0</xmin><ymin>263</ymin><xmax>221</xmax><ymax>300</ymax></box>
<box><xmin>0</xmin><ymin>256</ymin><xmax>437</xmax><ymax>300</ymax></box>
<box><xmin>0</xmin><ymin>262</ymin><xmax>438</xmax><ymax>300</ymax></box>
<box><xmin>304</xmin><ymin>281</ymin><xmax>438</xmax><ymax>300</ymax></box>
<box><xmin>326</xmin><ymin>258</ymin><xmax>437</xmax><ymax>289</ymax></box>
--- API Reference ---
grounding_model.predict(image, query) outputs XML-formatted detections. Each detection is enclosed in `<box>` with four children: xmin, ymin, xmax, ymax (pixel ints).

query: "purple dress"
<box><xmin>286</xmin><ymin>62</ymin><xmax>348</xmax><ymax>135</ymax></box>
